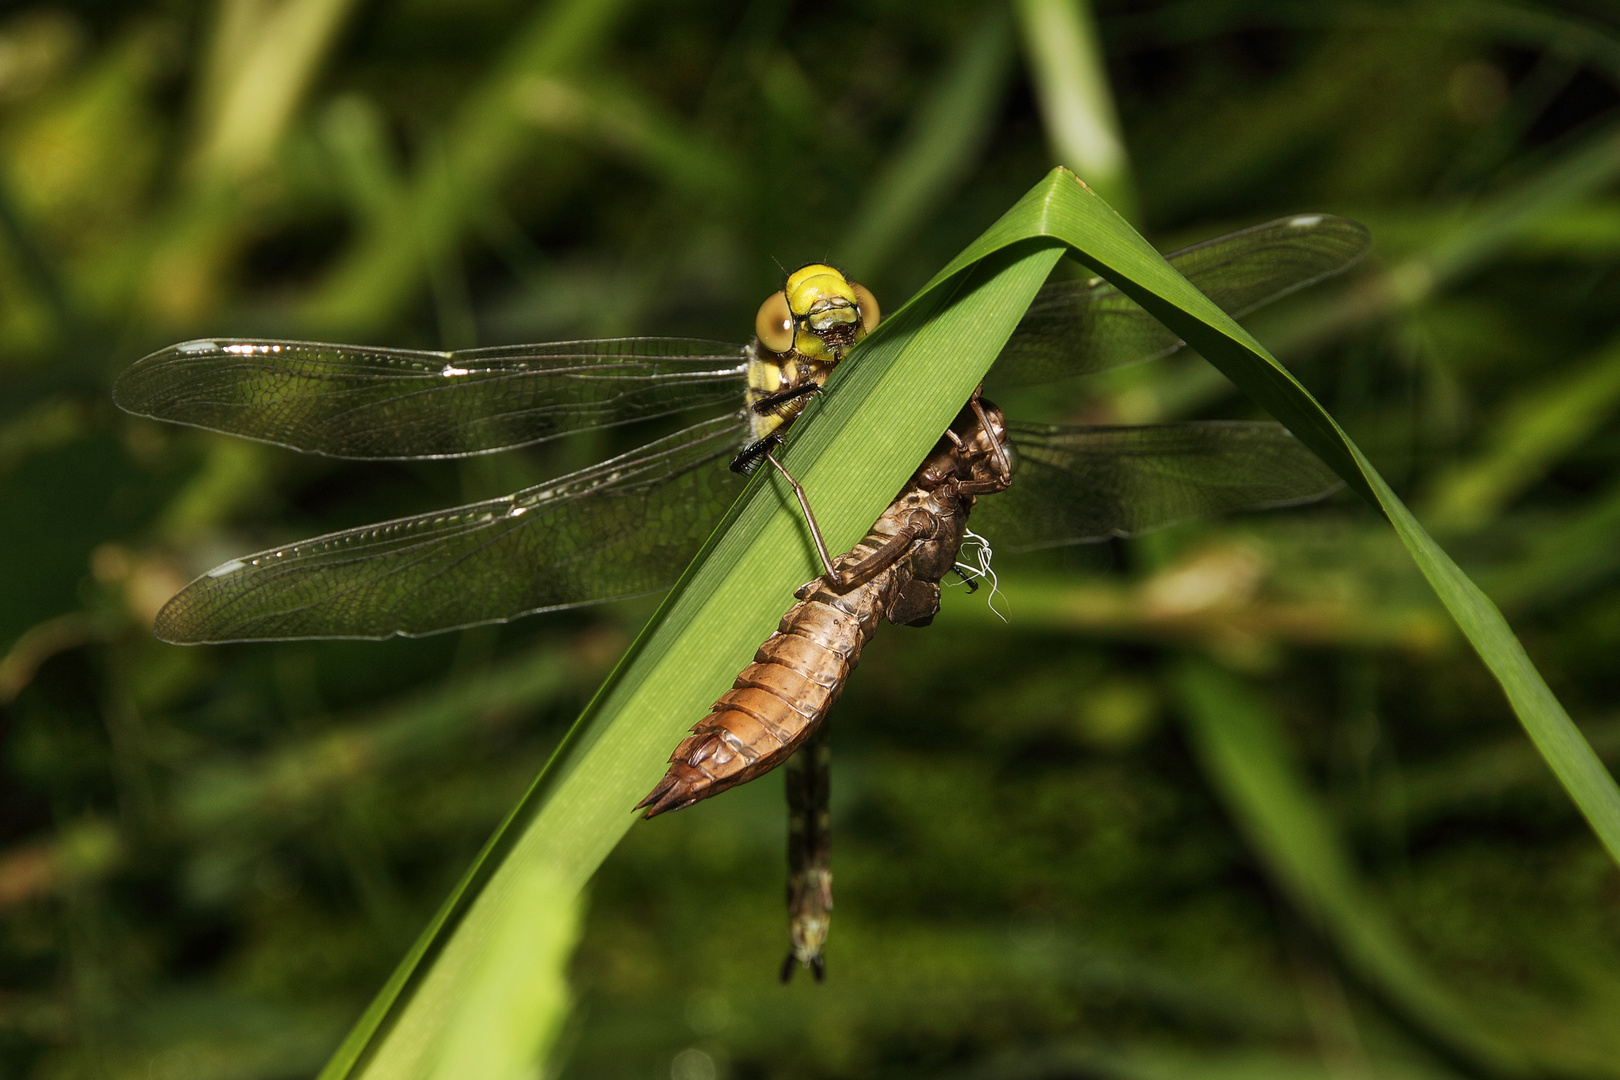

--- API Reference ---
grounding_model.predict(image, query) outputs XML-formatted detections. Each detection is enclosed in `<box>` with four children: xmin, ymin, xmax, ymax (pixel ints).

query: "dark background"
<box><xmin>2</xmin><ymin>0</ymin><xmax>1619</xmax><ymax>1077</ymax></box>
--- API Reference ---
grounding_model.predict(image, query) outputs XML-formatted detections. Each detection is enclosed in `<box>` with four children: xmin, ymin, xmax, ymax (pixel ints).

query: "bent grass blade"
<box><xmin>319</xmin><ymin>168</ymin><xmax>1619</xmax><ymax>1079</ymax></box>
<box><xmin>921</xmin><ymin>169</ymin><xmax>1620</xmax><ymax>866</ymax></box>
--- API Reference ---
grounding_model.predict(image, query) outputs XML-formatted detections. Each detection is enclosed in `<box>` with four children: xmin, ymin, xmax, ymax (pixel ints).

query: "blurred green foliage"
<box><xmin>2</xmin><ymin>0</ymin><xmax>1620</xmax><ymax>1078</ymax></box>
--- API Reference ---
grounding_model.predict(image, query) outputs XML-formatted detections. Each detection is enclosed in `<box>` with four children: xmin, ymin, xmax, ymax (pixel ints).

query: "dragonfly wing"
<box><xmin>114</xmin><ymin>337</ymin><xmax>749</xmax><ymax>459</ymax></box>
<box><xmin>154</xmin><ymin>415</ymin><xmax>749</xmax><ymax>641</ymax></box>
<box><xmin>991</xmin><ymin>213</ymin><xmax>1370</xmax><ymax>384</ymax></box>
<box><xmin>973</xmin><ymin>421</ymin><xmax>1343</xmax><ymax>550</ymax></box>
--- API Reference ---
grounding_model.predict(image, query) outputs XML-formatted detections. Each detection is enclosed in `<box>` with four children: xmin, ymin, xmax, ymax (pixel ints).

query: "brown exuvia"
<box><xmin>637</xmin><ymin>394</ymin><xmax>1012</xmax><ymax>820</ymax></box>
<box><xmin>636</xmin><ymin>394</ymin><xmax>1013</xmax><ymax>978</ymax></box>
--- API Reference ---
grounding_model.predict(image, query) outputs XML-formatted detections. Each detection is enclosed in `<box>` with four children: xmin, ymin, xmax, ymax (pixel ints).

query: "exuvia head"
<box><xmin>754</xmin><ymin>263</ymin><xmax>880</xmax><ymax>357</ymax></box>
<box><xmin>964</xmin><ymin>396</ymin><xmax>1016</xmax><ymax>481</ymax></box>
<box><xmin>943</xmin><ymin>397</ymin><xmax>1009</xmax><ymax>460</ymax></box>
<box><xmin>916</xmin><ymin>397</ymin><xmax>1016</xmax><ymax>488</ymax></box>
<box><xmin>955</xmin><ymin>397</ymin><xmax>1006</xmax><ymax>446</ymax></box>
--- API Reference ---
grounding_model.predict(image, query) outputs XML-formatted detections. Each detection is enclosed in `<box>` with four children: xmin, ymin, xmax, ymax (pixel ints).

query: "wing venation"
<box><xmin>975</xmin><ymin>421</ymin><xmax>1343</xmax><ymax>549</ymax></box>
<box><xmin>991</xmin><ymin>214</ymin><xmax>1370</xmax><ymax>385</ymax></box>
<box><xmin>114</xmin><ymin>337</ymin><xmax>748</xmax><ymax>459</ymax></box>
<box><xmin>153</xmin><ymin>415</ymin><xmax>749</xmax><ymax>641</ymax></box>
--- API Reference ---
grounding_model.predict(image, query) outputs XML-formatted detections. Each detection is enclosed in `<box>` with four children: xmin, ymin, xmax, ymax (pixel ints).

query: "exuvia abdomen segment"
<box><xmin>636</xmin><ymin>541</ymin><xmax>907</xmax><ymax>818</ymax></box>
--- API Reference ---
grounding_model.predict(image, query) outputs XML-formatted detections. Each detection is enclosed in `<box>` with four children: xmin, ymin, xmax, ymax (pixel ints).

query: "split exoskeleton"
<box><xmin>639</xmin><ymin>392</ymin><xmax>1014</xmax><ymax>980</ymax></box>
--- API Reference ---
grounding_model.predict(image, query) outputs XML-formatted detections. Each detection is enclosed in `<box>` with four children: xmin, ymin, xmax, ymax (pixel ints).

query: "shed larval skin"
<box><xmin>637</xmin><ymin>395</ymin><xmax>1012</xmax><ymax>818</ymax></box>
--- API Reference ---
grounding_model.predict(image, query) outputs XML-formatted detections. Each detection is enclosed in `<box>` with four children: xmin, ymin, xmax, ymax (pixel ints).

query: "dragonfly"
<box><xmin>111</xmin><ymin>213</ymin><xmax>1367</xmax><ymax>644</ymax></box>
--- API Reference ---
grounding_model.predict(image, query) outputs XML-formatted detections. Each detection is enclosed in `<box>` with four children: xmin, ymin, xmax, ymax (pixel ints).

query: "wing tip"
<box><xmin>152</xmin><ymin>596</ymin><xmax>203</xmax><ymax>645</ymax></box>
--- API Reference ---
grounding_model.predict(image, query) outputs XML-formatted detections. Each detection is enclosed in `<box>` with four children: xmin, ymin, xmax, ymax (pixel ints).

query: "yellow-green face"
<box><xmin>783</xmin><ymin>263</ymin><xmax>861</xmax><ymax>361</ymax></box>
<box><xmin>753</xmin><ymin>263</ymin><xmax>880</xmax><ymax>362</ymax></box>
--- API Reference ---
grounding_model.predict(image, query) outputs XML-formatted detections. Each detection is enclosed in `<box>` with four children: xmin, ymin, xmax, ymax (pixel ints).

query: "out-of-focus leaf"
<box><xmin>174</xmin><ymin>636</ymin><xmax>605</xmax><ymax>832</ymax></box>
<box><xmin>1482</xmin><ymin>480</ymin><xmax>1620</xmax><ymax>611</ymax></box>
<box><xmin>1265</xmin><ymin>121</ymin><xmax>1620</xmax><ymax>356</ymax></box>
<box><xmin>1013</xmin><ymin>0</ymin><xmax>1135</xmax><ymax>216</ymax></box>
<box><xmin>936</xmin><ymin>550</ymin><xmax>1451</xmax><ymax>657</ymax></box>
<box><xmin>1358</xmin><ymin>717</ymin><xmax>1620</xmax><ymax>828</ymax></box>
<box><xmin>0</xmin><ymin>397</ymin><xmax>87</xmax><ymax>476</ymax></box>
<box><xmin>191</xmin><ymin>0</ymin><xmax>360</xmax><ymax>178</ymax></box>
<box><xmin>1423</xmin><ymin>333</ymin><xmax>1620</xmax><ymax>532</ymax></box>
<box><xmin>302</xmin><ymin>0</ymin><xmax>643</xmax><ymax>333</ymax></box>
<box><xmin>839</xmin><ymin>7</ymin><xmax>1014</xmax><ymax>276</ymax></box>
<box><xmin>1174</xmin><ymin>657</ymin><xmax>1524</xmax><ymax>1072</ymax></box>
<box><xmin>516</xmin><ymin>75</ymin><xmax>742</xmax><ymax>197</ymax></box>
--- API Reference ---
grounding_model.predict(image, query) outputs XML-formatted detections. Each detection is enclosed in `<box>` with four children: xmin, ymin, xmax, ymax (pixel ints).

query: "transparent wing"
<box><xmin>991</xmin><ymin>213</ymin><xmax>1370</xmax><ymax>385</ymax></box>
<box><xmin>114</xmin><ymin>337</ymin><xmax>749</xmax><ymax>459</ymax></box>
<box><xmin>153</xmin><ymin>415</ymin><xmax>750</xmax><ymax>642</ymax></box>
<box><xmin>974</xmin><ymin>421</ymin><xmax>1343</xmax><ymax>550</ymax></box>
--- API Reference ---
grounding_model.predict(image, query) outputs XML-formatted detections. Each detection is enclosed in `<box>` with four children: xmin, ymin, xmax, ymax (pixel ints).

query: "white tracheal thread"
<box><xmin>951</xmin><ymin>527</ymin><xmax>1007</xmax><ymax>622</ymax></box>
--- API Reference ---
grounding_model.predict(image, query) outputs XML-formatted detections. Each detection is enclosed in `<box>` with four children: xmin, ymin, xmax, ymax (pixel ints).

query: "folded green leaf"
<box><xmin>319</xmin><ymin>168</ymin><xmax>1618</xmax><ymax>1079</ymax></box>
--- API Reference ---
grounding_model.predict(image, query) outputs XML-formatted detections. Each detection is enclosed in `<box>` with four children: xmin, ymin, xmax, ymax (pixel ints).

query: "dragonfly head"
<box><xmin>755</xmin><ymin>264</ymin><xmax>880</xmax><ymax>359</ymax></box>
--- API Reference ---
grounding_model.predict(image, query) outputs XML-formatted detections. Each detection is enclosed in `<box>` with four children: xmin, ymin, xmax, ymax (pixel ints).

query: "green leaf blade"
<box><xmin>1007</xmin><ymin>170</ymin><xmax>1620</xmax><ymax>866</ymax></box>
<box><xmin>320</xmin><ymin>167</ymin><xmax>1620</xmax><ymax>1077</ymax></box>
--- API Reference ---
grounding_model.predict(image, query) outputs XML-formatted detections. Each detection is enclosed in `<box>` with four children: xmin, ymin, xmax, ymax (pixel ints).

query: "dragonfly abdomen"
<box><xmin>783</xmin><ymin>721</ymin><xmax>832</xmax><ymax>982</ymax></box>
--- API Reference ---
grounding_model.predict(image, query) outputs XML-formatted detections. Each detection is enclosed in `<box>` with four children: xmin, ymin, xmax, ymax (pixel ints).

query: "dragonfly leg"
<box><xmin>764</xmin><ymin>449</ymin><xmax>838</xmax><ymax>579</ymax></box>
<box><xmin>751</xmin><ymin>381</ymin><xmax>821</xmax><ymax>415</ymax></box>
<box><xmin>731</xmin><ymin>383</ymin><xmax>823</xmax><ymax>474</ymax></box>
<box><xmin>956</xmin><ymin>477</ymin><xmax>1010</xmax><ymax>497</ymax></box>
<box><xmin>730</xmin><ymin>432</ymin><xmax>780</xmax><ymax>475</ymax></box>
<box><xmin>972</xmin><ymin>395</ymin><xmax>1014</xmax><ymax>484</ymax></box>
<box><xmin>945</xmin><ymin>394</ymin><xmax>1016</xmax><ymax>498</ymax></box>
